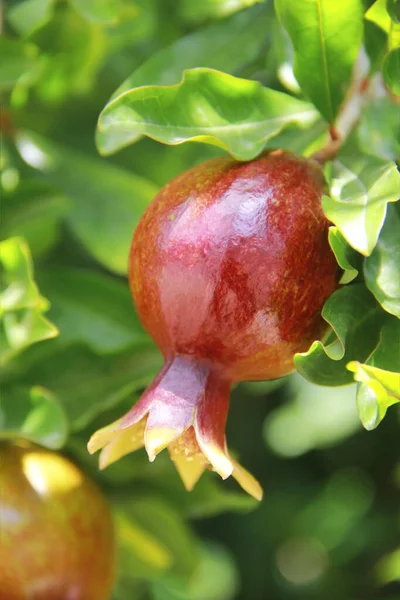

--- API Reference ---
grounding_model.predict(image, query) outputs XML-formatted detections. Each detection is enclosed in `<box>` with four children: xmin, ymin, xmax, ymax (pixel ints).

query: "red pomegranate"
<box><xmin>89</xmin><ymin>150</ymin><xmax>339</xmax><ymax>499</ymax></box>
<box><xmin>0</xmin><ymin>441</ymin><xmax>115</xmax><ymax>600</ymax></box>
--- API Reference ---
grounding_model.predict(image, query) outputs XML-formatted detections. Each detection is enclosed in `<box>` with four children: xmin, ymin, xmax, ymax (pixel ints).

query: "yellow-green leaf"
<box><xmin>347</xmin><ymin>319</ymin><xmax>400</xmax><ymax>430</ymax></box>
<box><xmin>0</xmin><ymin>237</ymin><xmax>58</xmax><ymax>364</ymax></box>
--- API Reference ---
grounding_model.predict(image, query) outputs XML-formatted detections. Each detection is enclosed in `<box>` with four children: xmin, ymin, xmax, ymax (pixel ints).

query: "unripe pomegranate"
<box><xmin>89</xmin><ymin>150</ymin><xmax>339</xmax><ymax>500</ymax></box>
<box><xmin>0</xmin><ymin>441</ymin><xmax>115</xmax><ymax>600</ymax></box>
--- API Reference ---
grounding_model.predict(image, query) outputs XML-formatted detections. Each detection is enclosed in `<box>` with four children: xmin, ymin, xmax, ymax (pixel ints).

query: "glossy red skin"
<box><xmin>129</xmin><ymin>151</ymin><xmax>339</xmax><ymax>382</ymax></box>
<box><xmin>0</xmin><ymin>442</ymin><xmax>115</xmax><ymax>600</ymax></box>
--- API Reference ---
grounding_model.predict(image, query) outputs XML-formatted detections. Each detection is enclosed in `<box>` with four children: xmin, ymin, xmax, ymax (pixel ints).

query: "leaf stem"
<box><xmin>312</xmin><ymin>49</ymin><xmax>370</xmax><ymax>164</ymax></box>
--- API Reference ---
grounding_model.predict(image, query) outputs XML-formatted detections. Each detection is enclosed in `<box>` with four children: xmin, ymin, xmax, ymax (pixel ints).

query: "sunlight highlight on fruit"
<box><xmin>22</xmin><ymin>451</ymin><xmax>83</xmax><ymax>496</ymax></box>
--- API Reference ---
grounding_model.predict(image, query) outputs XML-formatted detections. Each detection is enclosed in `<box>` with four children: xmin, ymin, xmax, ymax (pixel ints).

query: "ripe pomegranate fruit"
<box><xmin>89</xmin><ymin>150</ymin><xmax>339</xmax><ymax>500</ymax></box>
<box><xmin>0</xmin><ymin>441</ymin><xmax>115</xmax><ymax>600</ymax></box>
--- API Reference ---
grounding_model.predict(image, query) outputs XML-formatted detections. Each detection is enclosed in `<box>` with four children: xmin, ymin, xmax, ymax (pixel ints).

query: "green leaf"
<box><xmin>264</xmin><ymin>374</ymin><xmax>360</xmax><ymax>458</ymax></box>
<box><xmin>15</xmin><ymin>132</ymin><xmax>158</xmax><ymax>274</ymax></box>
<box><xmin>7</xmin><ymin>0</ymin><xmax>55</xmax><ymax>37</ymax></box>
<box><xmin>322</xmin><ymin>155</ymin><xmax>400</xmax><ymax>256</ymax></box>
<box><xmin>0</xmin><ymin>237</ymin><xmax>58</xmax><ymax>364</ymax></box>
<box><xmin>180</xmin><ymin>479</ymin><xmax>257</xmax><ymax>519</ymax></box>
<box><xmin>28</xmin><ymin>5</ymin><xmax>106</xmax><ymax>101</ymax></box>
<box><xmin>241</xmin><ymin>378</ymin><xmax>287</xmax><ymax>396</ymax></box>
<box><xmin>37</xmin><ymin>267</ymin><xmax>148</xmax><ymax>354</ymax></box>
<box><xmin>151</xmin><ymin>542</ymin><xmax>239</xmax><ymax>600</ymax></box>
<box><xmin>0</xmin><ymin>386</ymin><xmax>68</xmax><ymax>449</ymax></box>
<box><xmin>69</xmin><ymin>0</ymin><xmax>121</xmax><ymax>25</ymax></box>
<box><xmin>383</xmin><ymin>48</ymin><xmax>400</xmax><ymax>95</ymax></box>
<box><xmin>118</xmin><ymin>4</ymin><xmax>268</xmax><ymax>92</ymax></box>
<box><xmin>116</xmin><ymin>497</ymin><xmax>198</xmax><ymax>579</ymax></box>
<box><xmin>367</xmin><ymin>0</ymin><xmax>400</xmax><ymax>47</ymax></box>
<box><xmin>295</xmin><ymin>284</ymin><xmax>386</xmax><ymax>386</ymax></box>
<box><xmin>105</xmin><ymin>0</ymin><xmax>157</xmax><ymax>53</ymax></box>
<box><xmin>365</xmin><ymin>0</ymin><xmax>400</xmax><ymax>40</ymax></box>
<box><xmin>347</xmin><ymin>319</ymin><xmax>400</xmax><ymax>429</ymax></box>
<box><xmin>112</xmin><ymin>577</ymin><xmax>147</xmax><ymax>600</ymax></box>
<box><xmin>274</xmin><ymin>0</ymin><xmax>363</xmax><ymax>123</ymax></box>
<box><xmin>16</xmin><ymin>342</ymin><xmax>162</xmax><ymax>430</ymax></box>
<box><xmin>115</xmin><ymin>511</ymin><xmax>173</xmax><ymax>578</ymax></box>
<box><xmin>365</xmin><ymin>317</ymin><xmax>400</xmax><ymax>374</ymax></box>
<box><xmin>366</xmin><ymin>0</ymin><xmax>392</xmax><ymax>32</ymax></box>
<box><xmin>352</xmin><ymin>365</ymin><xmax>400</xmax><ymax>430</ymax></box>
<box><xmin>387</xmin><ymin>0</ymin><xmax>400</xmax><ymax>23</ymax></box>
<box><xmin>328</xmin><ymin>227</ymin><xmax>361</xmax><ymax>284</ymax></box>
<box><xmin>96</xmin><ymin>5</ymin><xmax>273</xmax><ymax>155</ymax></box>
<box><xmin>144</xmin><ymin>461</ymin><xmax>258</xmax><ymax>518</ymax></box>
<box><xmin>364</xmin><ymin>20</ymin><xmax>389</xmax><ymax>73</ymax></box>
<box><xmin>375</xmin><ymin>547</ymin><xmax>400</xmax><ymax>587</ymax></box>
<box><xmin>1</xmin><ymin>181</ymin><xmax>69</xmax><ymax>258</ymax></box>
<box><xmin>356</xmin><ymin>96</ymin><xmax>400</xmax><ymax>161</ymax></box>
<box><xmin>0</xmin><ymin>37</ymin><xmax>39</xmax><ymax>89</ymax></box>
<box><xmin>98</xmin><ymin>68</ymin><xmax>318</xmax><ymax>161</ymax></box>
<box><xmin>293</xmin><ymin>468</ymin><xmax>374</xmax><ymax>550</ymax></box>
<box><xmin>266</xmin><ymin>119</ymin><xmax>329</xmax><ymax>157</ymax></box>
<box><xmin>269</xmin><ymin>21</ymin><xmax>301</xmax><ymax>95</ymax></box>
<box><xmin>180</xmin><ymin>0</ymin><xmax>264</xmax><ymax>22</ymax></box>
<box><xmin>364</xmin><ymin>204</ymin><xmax>400</xmax><ymax>317</ymax></box>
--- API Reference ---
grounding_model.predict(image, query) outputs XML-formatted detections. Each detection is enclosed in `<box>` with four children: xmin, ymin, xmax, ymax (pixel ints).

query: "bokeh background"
<box><xmin>1</xmin><ymin>1</ymin><xmax>399</xmax><ymax>599</ymax></box>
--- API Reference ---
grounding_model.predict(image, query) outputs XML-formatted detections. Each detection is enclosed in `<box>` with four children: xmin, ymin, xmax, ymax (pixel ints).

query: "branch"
<box><xmin>312</xmin><ymin>48</ymin><xmax>370</xmax><ymax>164</ymax></box>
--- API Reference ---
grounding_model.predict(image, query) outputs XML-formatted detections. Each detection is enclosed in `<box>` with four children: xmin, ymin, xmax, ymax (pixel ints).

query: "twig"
<box><xmin>312</xmin><ymin>48</ymin><xmax>370</xmax><ymax>164</ymax></box>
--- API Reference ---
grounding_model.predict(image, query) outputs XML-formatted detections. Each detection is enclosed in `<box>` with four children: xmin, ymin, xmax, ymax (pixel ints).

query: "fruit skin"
<box><xmin>89</xmin><ymin>150</ymin><xmax>339</xmax><ymax>499</ymax></box>
<box><xmin>0</xmin><ymin>441</ymin><xmax>115</xmax><ymax>600</ymax></box>
<box><xmin>130</xmin><ymin>150</ymin><xmax>338</xmax><ymax>379</ymax></box>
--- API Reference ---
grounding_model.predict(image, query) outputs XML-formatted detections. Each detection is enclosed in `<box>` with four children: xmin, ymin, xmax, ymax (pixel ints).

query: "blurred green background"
<box><xmin>1</xmin><ymin>1</ymin><xmax>399</xmax><ymax>599</ymax></box>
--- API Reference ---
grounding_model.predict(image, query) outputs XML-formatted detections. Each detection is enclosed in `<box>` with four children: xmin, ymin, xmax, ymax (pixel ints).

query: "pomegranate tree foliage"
<box><xmin>0</xmin><ymin>0</ymin><xmax>399</xmax><ymax>598</ymax></box>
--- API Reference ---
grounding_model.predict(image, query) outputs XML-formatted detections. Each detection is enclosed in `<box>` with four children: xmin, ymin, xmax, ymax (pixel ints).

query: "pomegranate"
<box><xmin>88</xmin><ymin>150</ymin><xmax>339</xmax><ymax>500</ymax></box>
<box><xmin>0</xmin><ymin>441</ymin><xmax>115</xmax><ymax>600</ymax></box>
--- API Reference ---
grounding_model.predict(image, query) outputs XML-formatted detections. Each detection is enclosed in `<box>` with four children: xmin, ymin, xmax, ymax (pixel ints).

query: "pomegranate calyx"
<box><xmin>88</xmin><ymin>355</ymin><xmax>262</xmax><ymax>500</ymax></box>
